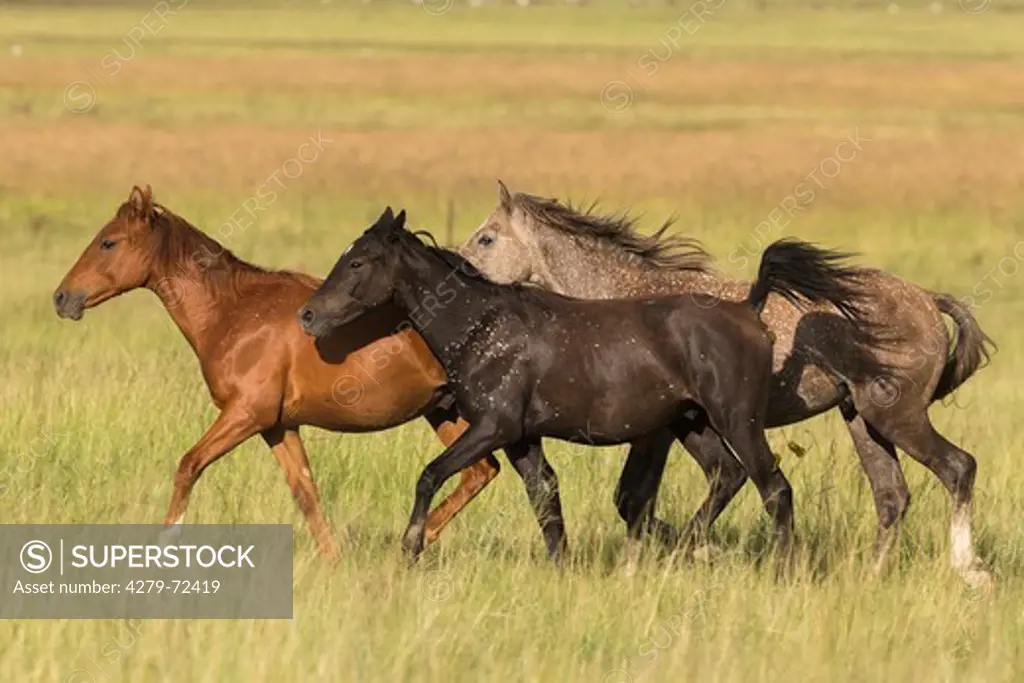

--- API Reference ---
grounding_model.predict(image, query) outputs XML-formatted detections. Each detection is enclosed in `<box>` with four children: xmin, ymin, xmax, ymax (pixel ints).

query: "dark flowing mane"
<box><xmin>410</xmin><ymin>229</ymin><xmax>482</xmax><ymax>279</ymax></box>
<box><xmin>508</xmin><ymin>192</ymin><xmax>711</xmax><ymax>273</ymax></box>
<box><xmin>406</xmin><ymin>229</ymin><xmax>569</xmax><ymax>301</ymax></box>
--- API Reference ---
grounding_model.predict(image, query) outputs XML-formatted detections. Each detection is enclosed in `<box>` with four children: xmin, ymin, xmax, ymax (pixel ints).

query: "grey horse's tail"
<box><xmin>931</xmin><ymin>293</ymin><xmax>995</xmax><ymax>402</ymax></box>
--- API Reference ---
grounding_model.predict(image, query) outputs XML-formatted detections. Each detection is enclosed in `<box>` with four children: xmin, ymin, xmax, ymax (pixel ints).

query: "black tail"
<box><xmin>930</xmin><ymin>292</ymin><xmax>994</xmax><ymax>401</ymax></box>
<box><xmin>747</xmin><ymin>238</ymin><xmax>872</xmax><ymax>327</ymax></box>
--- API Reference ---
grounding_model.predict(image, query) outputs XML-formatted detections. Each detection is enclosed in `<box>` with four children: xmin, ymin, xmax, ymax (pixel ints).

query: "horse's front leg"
<box><xmin>403</xmin><ymin>418</ymin><xmax>503</xmax><ymax>558</ymax></box>
<box><xmin>422</xmin><ymin>405</ymin><xmax>501</xmax><ymax>544</ymax></box>
<box><xmin>162</xmin><ymin>403</ymin><xmax>267</xmax><ymax>532</ymax></box>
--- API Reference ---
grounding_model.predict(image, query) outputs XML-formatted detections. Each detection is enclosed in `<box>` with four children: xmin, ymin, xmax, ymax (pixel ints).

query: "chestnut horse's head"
<box><xmin>53</xmin><ymin>185</ymin><xmax>164</xmax><ymax>321</ymax></box>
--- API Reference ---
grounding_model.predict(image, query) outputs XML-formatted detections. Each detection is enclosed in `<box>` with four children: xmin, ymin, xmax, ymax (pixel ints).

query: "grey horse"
<box><xmin>458</xmin><ymin>181</ymin><xmax>993</xmax><ymax>587</ymax></box>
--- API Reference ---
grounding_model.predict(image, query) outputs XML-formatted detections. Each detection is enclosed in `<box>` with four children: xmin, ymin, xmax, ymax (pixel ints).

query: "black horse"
<box><xmin>298</xmin><ymin>208</ymin><xmax>873</xmax><ymax>561</ymax></box>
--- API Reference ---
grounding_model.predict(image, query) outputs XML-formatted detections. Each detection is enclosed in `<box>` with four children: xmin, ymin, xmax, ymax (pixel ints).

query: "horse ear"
<box><xmin>375</xmin><ymin>206</ymin><xmax>401</xmax><ymax>242</ymax></box>
<box><xmin>128</xmin><ymin>185</ymin><xmax>154</xmax><ymax>221</ymax></box>
<box><xmin>497</xmin><ymin>179</ymin><xmax>512</xmax><ymax>212</ymax></box>
<box><xmin>394</xmin><ymin>209</ymin><xmax>407</xmax><ymax>230</ymax></box>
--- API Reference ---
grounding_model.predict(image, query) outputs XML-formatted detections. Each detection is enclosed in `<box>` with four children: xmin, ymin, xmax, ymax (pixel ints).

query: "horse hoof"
<box><xmin>423</xmin><ymin>527</ymin><xmax>441</xmax><ymax>546</ymax></box>
<box><xmin>961</xmin><ymin>566</ymin><xmax>994</xmax><ymax>594</ymax></box>
<box><xmin>320</xmin><ymin>543</ymin><xmax>341</xmax><ymax>564</ymax></box>
<box><xmin>690</xmin><ymin>542</ymin><xmax>721</xmax><ymax>564</ymax></box>
<box><xmin>401</xmin><ymin>527</ymin><xmax>425</xmax><ymax>558</ymax></box>
<box><xmin>619</xmin><ymin>557</ymin><xmax>639</xmax><ymax>578</ymax></box>
<box><xmin>158</xmin><ymin>524</ymin><xmax>182</xmax><ymax>548</ymax></box>
<box><xmin>618</xmin><ymin>540</ymin><xmax>643</xmax><ymax>577</ymax></box>
<box><xmin>867</xmin><ymin>559</ymin><xmax>889</xmax><ymax>581</ymax></box>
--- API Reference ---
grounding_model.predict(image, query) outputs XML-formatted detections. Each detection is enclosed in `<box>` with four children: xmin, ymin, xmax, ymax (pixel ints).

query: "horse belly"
<box><xmin>528</xmin><ymin>393</ymin><xmax>679</xmax><ymax>446</ymax></box>
<box><xmin>284</xmin><ymin>336</ymin><xmax>444</xmax><ymax>432</ymax></box>
<box><xmin>290</xmin><ymin>386</ymin><xmax>435</xmax><ymax>433</ymax></box>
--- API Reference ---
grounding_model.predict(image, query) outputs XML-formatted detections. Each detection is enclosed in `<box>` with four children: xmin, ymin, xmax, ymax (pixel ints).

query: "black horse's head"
<box><xmin>298</xmin><ymin>207</ymin><xmax>408</xmax><ymax>338</ymax></box>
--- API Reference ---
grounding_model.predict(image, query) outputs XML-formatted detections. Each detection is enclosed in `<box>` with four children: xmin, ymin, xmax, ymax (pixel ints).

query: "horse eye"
<box><xmin>349</xmin><ymin>260</ymin><xmax>363</xmax><ymax>269</ymax></box>
<box><xmin>100</xmin><ymin>239</ymin><xmax>118</xmax><ymax>251</ymax></box>
<box><xmin>478</xmin><ymin>234</ymin><xmax>494</xmax><ymax>247</ymax></box>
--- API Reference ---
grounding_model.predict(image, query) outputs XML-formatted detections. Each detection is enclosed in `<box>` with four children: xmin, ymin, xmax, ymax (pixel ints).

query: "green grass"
<box><xmin>3</xmin><ymin>196</ymin><xmax>1023</xmax><ymax>682</ymax></box>
<box><xmin>2</xmin><ymin>3</ymin><xmax>1024</xmax><ymax>682</ymax></box>
<box><xmin>4</xmin><ymin>3</ymin><xmax>1024</xmax><ymax>58</ymax></box>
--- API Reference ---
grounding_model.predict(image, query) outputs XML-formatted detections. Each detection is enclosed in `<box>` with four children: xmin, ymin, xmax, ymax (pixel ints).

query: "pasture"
<box><xmin>2</xmin><ymin>1</ymin><xmax>1024</xmax><ymax>681</ymax></box>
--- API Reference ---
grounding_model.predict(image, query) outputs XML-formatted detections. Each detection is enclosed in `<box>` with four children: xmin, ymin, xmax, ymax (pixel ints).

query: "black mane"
<box><xmin>405</xmin><ymin>229</ymin><xmax>575</xmax><ymax>303</ymax></box>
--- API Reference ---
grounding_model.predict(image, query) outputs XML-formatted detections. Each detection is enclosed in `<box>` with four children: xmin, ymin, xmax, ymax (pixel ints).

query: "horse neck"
<box><xmin>391</xmin><ymin>249</ymin><xmax>495</xmax><ymax>369</ymax></box>
<box><xmin>144</xmin><ymin>223</ymin><xmax>251</xmax><ymax>360</ymax></box>
<box><xmin>532</xmin><ymin>229</ymin><xmax>717</xmax><ymax>299</ymax></box>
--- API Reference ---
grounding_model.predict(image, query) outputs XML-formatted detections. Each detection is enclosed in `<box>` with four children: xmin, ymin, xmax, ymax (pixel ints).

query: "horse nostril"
<box><xmin>54</xmin><ymin>290</ymin><xmax>66</xmax><ymax>309</ymax></box>
<box><xmin>299</xmin><ymin>308</ymin><xmax>316</xmax><ymax>327</ymax></box>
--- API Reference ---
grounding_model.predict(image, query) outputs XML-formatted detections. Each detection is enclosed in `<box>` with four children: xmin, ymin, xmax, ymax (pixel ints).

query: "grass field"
<box><xmin>2</xmin><ymin>1</ymin><xmax>1024</xmax><ymax>681</ymax></box>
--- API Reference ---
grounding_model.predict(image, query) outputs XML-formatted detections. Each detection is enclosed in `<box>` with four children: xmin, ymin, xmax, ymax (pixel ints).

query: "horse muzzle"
<box><xmin>297</xmin><ymin>304</ymin><xmax>334</xmax><ymax>338</ymax></box>
<box><xmin>53</xmin><ymin>288</ymin><xmax>86</xmax><ymax>321</ymax></box>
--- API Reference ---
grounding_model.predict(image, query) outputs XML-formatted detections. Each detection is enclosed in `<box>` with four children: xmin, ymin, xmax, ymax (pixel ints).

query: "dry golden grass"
<box><xmin>3</xmin><ymin>40</ymin><xmax>1023</xmax><ymax>210</ymax></box>
<box><xmin>4</xmin><ymin>9</ymin><xmax>1023</xmax><ymax>214</ymax></box>
<box><xmin>4</xmin><ymin>55</ymin><xmax>1024</xmax><ymax>110</ymax></box>
<box><xmin>1</xmin><ymin>120</ymin><xmax>1022</xmax><ymax>209</ymax></box>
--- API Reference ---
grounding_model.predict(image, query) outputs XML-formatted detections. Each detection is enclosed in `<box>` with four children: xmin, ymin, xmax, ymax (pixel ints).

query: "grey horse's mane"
<box><xmin>508</xmin><ymin>191</ymin><xmax>712</xmax><ymax>273</ymax></box>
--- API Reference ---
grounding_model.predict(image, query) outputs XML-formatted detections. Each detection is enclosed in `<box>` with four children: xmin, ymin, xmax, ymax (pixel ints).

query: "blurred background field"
<box><xmin>2</xmin><ymin>1</ymin><xmax>1024</xmax><ymax>681</ymax></box>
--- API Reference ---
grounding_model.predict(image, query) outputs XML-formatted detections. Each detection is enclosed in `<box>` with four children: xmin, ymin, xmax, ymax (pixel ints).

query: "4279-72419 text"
<box><xmin>12</xmin><ymin>579</ymin><xmax>221</xmax><ymax>595</ymax></box>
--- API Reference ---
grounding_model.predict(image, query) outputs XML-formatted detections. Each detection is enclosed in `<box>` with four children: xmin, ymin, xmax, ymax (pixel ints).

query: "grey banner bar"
<box><xmin>0</xmin><ymin>524</ymin><xmax>293</xmax><ymax>619</ymax></box>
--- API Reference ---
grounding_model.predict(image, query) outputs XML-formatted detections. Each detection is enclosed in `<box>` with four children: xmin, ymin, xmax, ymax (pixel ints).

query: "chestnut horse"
<box><xmin>52</xmin><ymin>185</ymin><xmax>499</xmax><ymax>558</ymax></box>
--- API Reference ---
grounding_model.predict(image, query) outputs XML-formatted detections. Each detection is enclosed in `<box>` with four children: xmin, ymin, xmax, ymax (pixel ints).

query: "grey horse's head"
<box><xmin>458</xmin><ymin>180</ymin><xmax>539</xmax><ymax>286</ymax></box>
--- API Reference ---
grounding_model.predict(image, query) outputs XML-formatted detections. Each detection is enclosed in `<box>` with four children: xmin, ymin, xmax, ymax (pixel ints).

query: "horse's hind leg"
<box><xmin>616</xmin><ymin>423</ymin><xmax>748</xmax><ymax>559</ymax></box>
<box><xmin>840</xmin><ymin>402</ymin><xmax>910</xmax><ymax>575</ymax></box>
<box><xmin>704</xmin><ymin>419</ymin><xmax>795</xmax><ymax>555</ymax></box>
<box><xmin>674</xmin><ymin>423</ymin><xmax>748</xmax><ymax>552</ymax></box>
<box><xmin>263</xmin><ymin>426</ymin><xmax>338</xmax><ymax>561</ymax></box>
<box><xmin>422</xmin><ymin>404</ymin><xmax>502</xmax><ymax>545</ymax></box>
<box><xmin>506</xmin><ymin>438</ymin><xmax>567</xmax><ymax>561</ymax></box>
<box><xmin>859</xmin><ymin>405</ymin><xmax>989</xmax><ymax>587</ymax></box>
<box><xmin>615</xmin><ymin>430</ymin><xmax>679</xmax><ymax>547</ymax></box>
<box><xmin>614</xmin><ymin>430</ymin><xmax>676</xmax><ymax>572</ymax></box>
